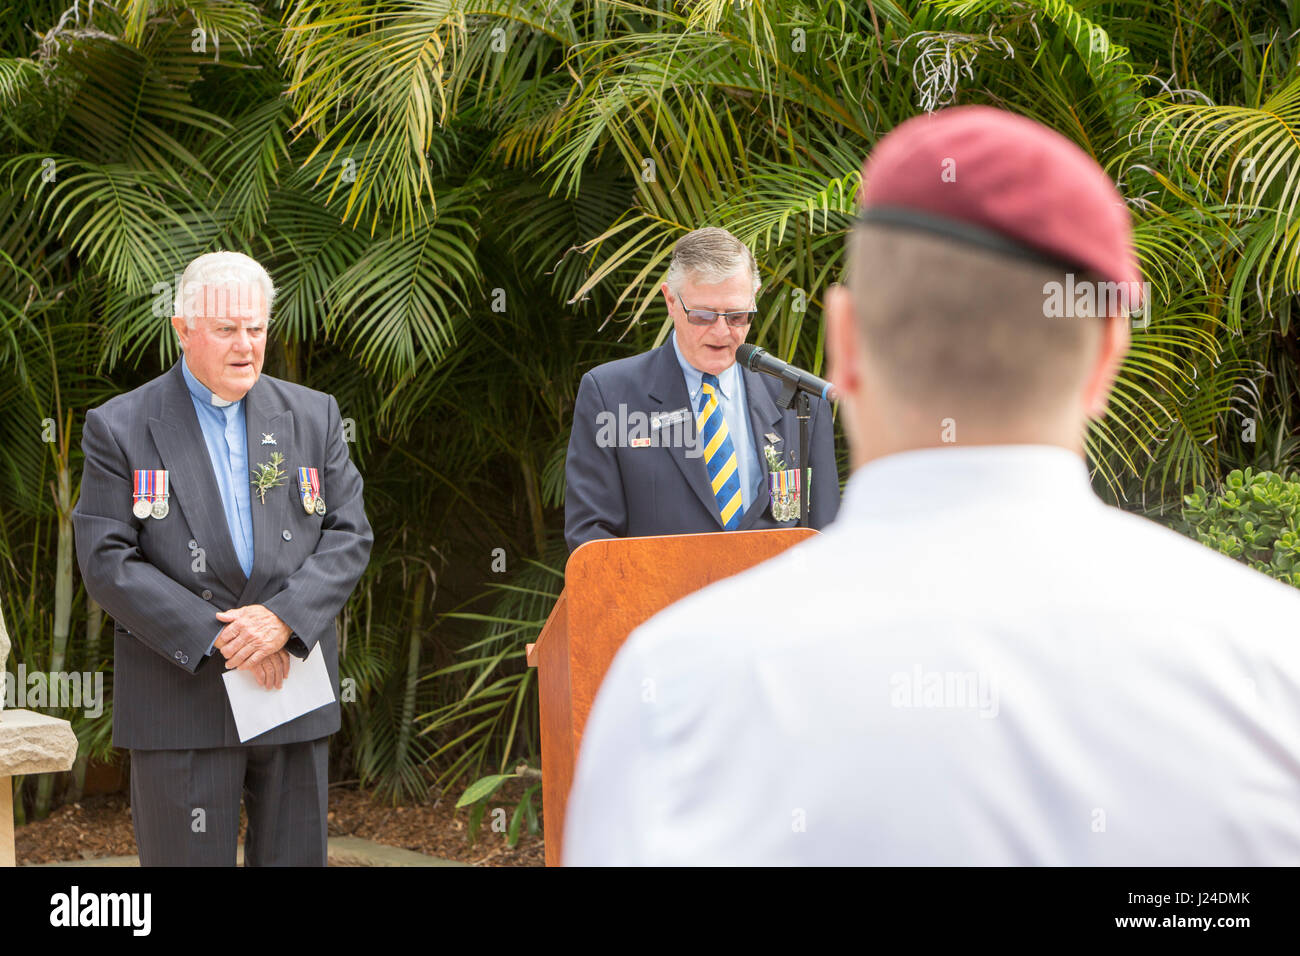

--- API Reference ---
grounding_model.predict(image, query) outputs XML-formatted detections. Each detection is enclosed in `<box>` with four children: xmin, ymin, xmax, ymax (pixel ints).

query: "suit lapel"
<box><xmin>738</xmin><ymin>368</ymin><xmax>786</xmax><ymax>530</ymax></box>
<box><xmin>239</xmin><ymin>377</ymin><xmax>293</xmax><ymax>606</ymax></box>
<box><xmin>148</xmin><ymin>362</ymin><xmax>247</xmax><ymax>596</ymax></box>
<box><xmin>646</xmin><ymin>343</ymin><xmax>722</xmax><ymax>527</ymax></box>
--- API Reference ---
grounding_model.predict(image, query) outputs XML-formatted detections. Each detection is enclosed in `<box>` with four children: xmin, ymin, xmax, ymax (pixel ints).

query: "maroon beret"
<box><xmin>858</xmin><ymin>106</ymin><xmax>1141</xmax><ymax>294</ymax></box>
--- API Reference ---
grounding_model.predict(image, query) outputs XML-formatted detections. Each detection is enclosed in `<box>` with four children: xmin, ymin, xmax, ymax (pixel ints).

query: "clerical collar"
<box><xmin>181</xmin><ymin>354</ymin><xmax>238</xmax><ymax>408</ymax></box>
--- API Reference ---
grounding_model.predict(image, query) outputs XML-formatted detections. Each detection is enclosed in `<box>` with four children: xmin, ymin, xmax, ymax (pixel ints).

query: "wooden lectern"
<box><xmin>526</xmin><ymin>527</ymin><xmax>815</xmax><ymax>866</ymax></box>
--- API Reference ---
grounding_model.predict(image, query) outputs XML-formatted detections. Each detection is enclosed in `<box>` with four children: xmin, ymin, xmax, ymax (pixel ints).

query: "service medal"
<box><xmin>303</xmin><ymin>466</ymin><xmax>325</xmax><ymax>517</ymax></box>
<box><xmin>132</xmin><ymin>469</ymin><xmax>151</xmax><ymax>518</ymax></box>
<box><xmin>150</xmin><ymin>470</ymin><xmax>170</xmax><ymax>519</ymax></box>
<box><xmin>769</xmin><ymin>467</ymin><xmax>805</xmax><ymax>522</ymax></box>
<box><xmin>297</xmin><ymin>467</ymin><xmax>315</xmax><ymax>513</ymax></box>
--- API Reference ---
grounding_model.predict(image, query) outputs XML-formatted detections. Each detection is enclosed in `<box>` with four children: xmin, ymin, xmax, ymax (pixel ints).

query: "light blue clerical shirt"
<box><xmin>671</xmin><ymin>331</ymin><xmax>761</xmax><ymax>512</ymax></box>
<box><xmin>181</xmin><ymin>355</ymin><xmax>255</xmax><ymax>654</ymax></box>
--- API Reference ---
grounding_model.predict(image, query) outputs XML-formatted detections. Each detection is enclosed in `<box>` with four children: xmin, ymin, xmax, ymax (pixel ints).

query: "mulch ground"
<box><xmin>14</xmin><ymin>777</ymin><xmax>546</xmax><ymax>867</ymax></box>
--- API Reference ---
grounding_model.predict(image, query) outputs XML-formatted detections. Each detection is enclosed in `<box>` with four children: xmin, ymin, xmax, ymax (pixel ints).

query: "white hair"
<box><xmin>664</xmin><ymin>226</ymin><xmax>760</xmax><ymax>296</ymax></box>
<box><xmin>175</xmin><ymin>251</ymin><xmax>276</xmax><ymax>327</ymax></box>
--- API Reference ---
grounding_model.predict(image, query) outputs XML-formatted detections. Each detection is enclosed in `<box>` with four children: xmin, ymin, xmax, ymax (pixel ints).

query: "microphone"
<box><xmin>735</xmin><ymin>344</ymin><xmax>838</xmax><ymax>402</ymax></box>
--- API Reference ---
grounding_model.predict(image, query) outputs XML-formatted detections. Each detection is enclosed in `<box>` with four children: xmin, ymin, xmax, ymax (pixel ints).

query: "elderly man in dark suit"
<box><xmin>565</xmin><ymin>227</ymin><xmax>839</xmax><ymax>551</ymax></box>
<box><xmin>72</xmin><ymin>250</ymin><xmax>372</xmax><ymax>866</ymax></box>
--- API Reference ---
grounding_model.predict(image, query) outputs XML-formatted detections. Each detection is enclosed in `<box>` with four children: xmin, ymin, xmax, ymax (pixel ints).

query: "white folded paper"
<box><xmin>221</xmin><ymin>643</ymin><xmax>336</xmax><ymax>742</ymax></box>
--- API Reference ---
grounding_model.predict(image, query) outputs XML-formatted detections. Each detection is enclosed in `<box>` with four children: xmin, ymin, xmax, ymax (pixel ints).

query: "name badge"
<box><xmin>651</xmin><ymin>408</ymin><xmax>691</xmax><ymax>431</ymax></box>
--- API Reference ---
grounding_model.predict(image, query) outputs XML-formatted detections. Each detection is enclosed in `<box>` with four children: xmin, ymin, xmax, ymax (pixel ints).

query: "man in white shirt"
<box><xmin>563</xmin><ymin>106</ymin><xmax>1300</xmax><ymax>865</ymax></box>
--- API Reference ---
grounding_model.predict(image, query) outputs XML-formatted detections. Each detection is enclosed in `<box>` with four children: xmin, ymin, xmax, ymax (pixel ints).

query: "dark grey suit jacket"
<box><xmin>565</xmin><ymin>341</ymin><xmax>839</xmax><ymax>551</ymax></box>
<box><xmin>72</xmin><ymin>359</ymin><xmax>373</xmax><ymax>750</ymax></box>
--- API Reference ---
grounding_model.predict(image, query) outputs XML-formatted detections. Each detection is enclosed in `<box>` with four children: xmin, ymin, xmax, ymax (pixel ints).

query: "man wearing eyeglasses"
<box><xmin>566</xmin><ymin>108</ymin><xmax>1300</xmax><ymax>865</ymax></box>
<box><xmin>72</xmin><ymin>251</ymin><xmax>372</xmax><ymax>865</ymax></box>
<box><xmin>564</xmin><ymin>227</ymin><xmax>840</xmax><ymax>551</ymax></box>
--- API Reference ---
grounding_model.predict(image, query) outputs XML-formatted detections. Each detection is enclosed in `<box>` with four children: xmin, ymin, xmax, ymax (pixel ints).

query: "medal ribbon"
<box><xmin>133</xmin><ymin>470</ymin><xmax>146</xmax><ymax>503</ymax></box>
<box><xmin>308</xmin><ymin>467</ymin><xmax>321</xmax><ymax>499</ymax></box>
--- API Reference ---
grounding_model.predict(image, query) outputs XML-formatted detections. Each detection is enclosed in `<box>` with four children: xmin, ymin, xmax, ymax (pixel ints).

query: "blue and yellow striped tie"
<box><xmin>697</xmin><ymin>372</ymin><xmax>743</xmax><ymax>530</ymax></box>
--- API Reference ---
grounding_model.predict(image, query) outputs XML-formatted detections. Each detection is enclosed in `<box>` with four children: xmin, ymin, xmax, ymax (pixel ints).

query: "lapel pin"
<box><xmin>261</xmin><ymin>433</ymin><xmax>276</xmax><ymax>445</ymax></box>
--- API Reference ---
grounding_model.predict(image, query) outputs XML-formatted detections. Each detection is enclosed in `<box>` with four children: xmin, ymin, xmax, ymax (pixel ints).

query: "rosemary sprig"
<box><xmin>763</xmin><ymin>444</ymin><xmax>787</xmax><ymax>471</ymax></box>
<box><xmin>251</xmin><ymin>451</ymin><xmax>287</xmax><ymax>504</ymax></box>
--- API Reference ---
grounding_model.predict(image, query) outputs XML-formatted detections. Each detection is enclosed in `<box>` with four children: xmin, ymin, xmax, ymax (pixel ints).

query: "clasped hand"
<box><xmin>214</xmin><ymin>604</ymin><xmax>292</xmax><ymax>690</ymax></box>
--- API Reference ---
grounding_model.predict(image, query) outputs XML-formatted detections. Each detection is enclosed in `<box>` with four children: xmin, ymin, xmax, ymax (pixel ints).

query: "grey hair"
<box><xmin>175</xmin><ymin>251</ymin><xmax>276</xmax><ymax>327</ymax></box>
<box><xmin>664</xmin><ymin>227</ymin><xmax>760</xmax><ymax>296</ymax></box>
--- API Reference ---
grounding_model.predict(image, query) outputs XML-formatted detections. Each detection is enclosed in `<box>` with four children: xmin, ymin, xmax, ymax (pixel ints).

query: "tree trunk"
<box><xmin>392</xmin><ymin>571</ymin><xmax>427</xmax><ymax>796</ymax></box>
<box><xmin>520</xmin><ymin>456</ymin><xmax>545</xmax><ymax>557</ymax></box>
<box><xmin>67</xmin><ymin>594</ymin><xmax>102</xmax><ymax>803</ymax></box>
<box><xmin>34</xmin><ymin>413</ymin><xmax>74</xmax><ymax>819</ymax></box>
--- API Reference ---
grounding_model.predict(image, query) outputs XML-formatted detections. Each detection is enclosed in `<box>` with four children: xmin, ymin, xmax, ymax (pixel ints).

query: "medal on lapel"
<box><xmin>763</xmin><ymin>443</ymin><xmax>805</xmax><ymax>522</ymax></box>
<box><xmin>150</xmin><ymin>470</ymin><xmax>170</xmax><ymax>519</ymax></box>
<box><xmin>133</xmin><ymin>469</ymin><xmax>169</xmax><ymax>519</ymax></box>
<box><xmin>297</xmin><ymin>466</ymin><xmax>315</xmax><ymax>514</ymax></box>
<box><xmin>769</xmin><ymin>467</ymin><xmax>803</xmax><ymax>522</ymax></box>
<box><xmin>299</xmin><ymin>466</ymin><xmax>325</xmax><ymax>516</ymax></box>
<box><xmin>131</xmin><ymin>470</ymin><xmax>152</xmax><ymax>519</ymax></box>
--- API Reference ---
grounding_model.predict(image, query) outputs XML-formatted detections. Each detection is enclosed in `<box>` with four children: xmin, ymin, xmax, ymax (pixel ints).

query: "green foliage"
<box><xmin>419</xmin><ymin>549</ymin><xmax>562</xmax><ymax>794</ymax></box>
<box><xmin>455</xmin><ymin>768</ymin><xmax>542</xmax><ymax>847</ymax></box>
<box><xmin>1180</xmin><ymin>469</ymin><xmax>1300</xmax><ymax>587</ymax></box>
<box><xmin>456</xmin><ymin>773</ymin><xmax>516</xmax><ymax>808</ymax></box>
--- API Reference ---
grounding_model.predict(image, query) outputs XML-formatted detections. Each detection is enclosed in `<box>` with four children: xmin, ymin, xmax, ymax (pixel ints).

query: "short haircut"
<box><xmin>846</xmin><ymin>224</ymin><xmax>1106</xmax><ymax>425</ymax></box>
<box><xmin>665</xmin><ymin>227</ymin><xmax>760</xmax><ymax>296</ymax></box>
<box><xmin>176</xmin><ymin>251</ymin><xmax>276</xmax><ymax>327</ymax></box>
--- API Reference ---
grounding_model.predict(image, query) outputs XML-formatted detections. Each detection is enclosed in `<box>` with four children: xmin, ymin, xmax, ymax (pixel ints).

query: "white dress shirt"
<box><xmin>563</xmin><ymin>444</ymin><xmax>1300</xmax><ymax>865</ymax></box>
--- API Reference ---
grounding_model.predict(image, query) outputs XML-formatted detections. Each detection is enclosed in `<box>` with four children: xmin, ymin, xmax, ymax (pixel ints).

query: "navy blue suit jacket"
<box><xmin>565</xmin><ymin>341</ymin><xmax>840</xmax><ymax>551</ymax></box>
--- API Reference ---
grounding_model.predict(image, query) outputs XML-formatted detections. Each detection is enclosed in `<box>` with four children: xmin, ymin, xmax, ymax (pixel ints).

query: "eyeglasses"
<box><xmin>677</xmin><ymin>292</ymin><xmax>756</xmax><ymax>328</ymax></box>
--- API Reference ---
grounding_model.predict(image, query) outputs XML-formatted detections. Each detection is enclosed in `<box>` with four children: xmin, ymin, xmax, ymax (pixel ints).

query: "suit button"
<box><xmin>181</xmin><ymin>654</ymin><xmax>190</xmax><ymax>664</ymax></box>
<box><xmin>174</xmin><ymin>650</ymin><xmax>183</xmax><ymax>660</ymax></box>
<box><xmin>282</xmin><ymin>530</ymin><xmax>292</xmax><ymax>541</ymax></box>
<box><xmin>201</xmin><ymin>589</ymin><xmax>213</xmax><ymax>601</ymax></box>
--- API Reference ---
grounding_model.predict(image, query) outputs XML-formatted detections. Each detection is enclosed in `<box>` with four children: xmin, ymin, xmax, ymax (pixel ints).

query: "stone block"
<box><xmin>0</xmin><ymin>710</ymin><xmax>78</xmax><ymax>776</ymax></box>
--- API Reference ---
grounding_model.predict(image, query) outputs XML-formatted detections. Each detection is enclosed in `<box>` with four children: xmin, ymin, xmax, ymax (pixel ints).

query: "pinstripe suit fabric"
<box><xmin>73</xmin><ymin>359</ymin><xmax>372</xmax><ymax>865</ymax></box>
<box><xmin>130</xmin><ymin>739</ymin><xmax>329</xmax><ymax>866</ymax></box>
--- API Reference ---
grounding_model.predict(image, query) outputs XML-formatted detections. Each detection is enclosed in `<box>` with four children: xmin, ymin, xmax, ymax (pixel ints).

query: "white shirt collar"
<box><xmin>838</xmin><ymin>444</ymin><xmax>1099</xmax><ymax>520</ymax></box>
